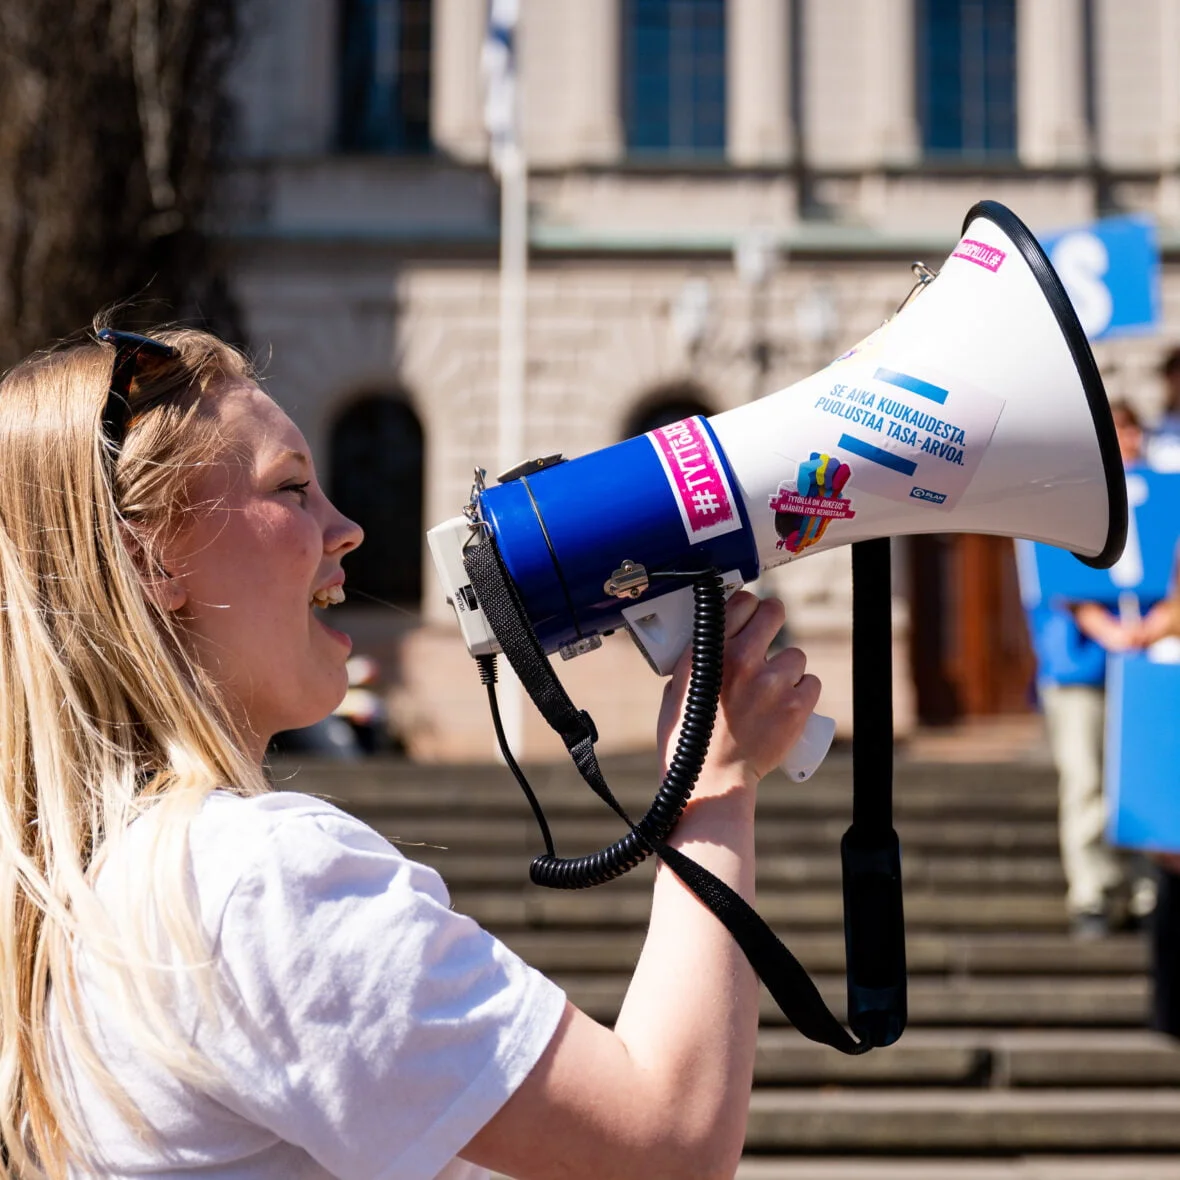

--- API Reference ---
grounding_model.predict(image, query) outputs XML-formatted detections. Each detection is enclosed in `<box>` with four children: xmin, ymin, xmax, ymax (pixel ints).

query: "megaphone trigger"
<box><xmin>784</xmin><ymin>713</ymin><xmax>838</xmax><ymax>783</ymax></box>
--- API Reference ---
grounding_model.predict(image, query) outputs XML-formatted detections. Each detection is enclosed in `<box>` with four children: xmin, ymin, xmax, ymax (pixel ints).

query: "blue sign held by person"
<box><xmin>1019</xmin><ymin>471</ymin><xmax>1180</xmax><ymax>854</ymax></box>
<box><xmin>1038</xmin><ymin>215</ymin><xmax>1160</xmax><ymax>341</ymax></box>
<box><xmin>1106</xmin><ymin>650</ymin><xmax>1180</xmax><ymax>853</ymax></box>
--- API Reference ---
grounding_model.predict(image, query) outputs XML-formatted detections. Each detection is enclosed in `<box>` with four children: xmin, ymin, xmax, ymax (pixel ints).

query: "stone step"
<box><xmin>742</xmin><ymin>1089</ymin><xmax>1180</xmax><ymax>1152</ymax></box>
<box><xmin>322</xmin><ymin>778</ymin><xmax>1059</xmax><ymax>820</ymax></box>
<box><xmin>497</xmin><ymin>931</ymin><xmax>1147</xmax><ymax>977</ymax></box>
<box><xmin>500</xmin><ymin>1162</ymin><xmax>1180</xmax><ymax>1180</ymax></box>
<box><xmin>549</xmin><ymin>974</ymin><xmax>1148</xmax><ymax>1027</ymax></box>
<box><xmin>278</xmin><ymin>750</ymin><xmax>1062</xmax><ymax>788</ymax></box>
<box><xmin>755</xmin><ymin>1028</ymin><xmax>991</xmax><ymax>1088</ymax></box>
<box><xmin>996</xmin><ymin>1031</ymin><xmax>1180</xmax><ymax>1088</ymax></box>
<box><xmin>413</xmin><ymin>849</ymin><xmax>1066</xmax><ymax>890</ymax></box>
<box><xmin>372</xmin><ymin>814</ymin><xmax>1062</xmax><ymax>855</ymax></box>
<box><xmin>732</xmin><ymin>1159</ymin><xmax>1180</xmax><ymax>1180</ymax></box>
<box><xmin>307</xmin><ymin>753</ymin><xmax>1056</xmax><ymax>791</ymax></box>
<box><xmin>279</xmin><ymin>748</ymin><xmax>1038</xmax><ymax>769</ymax></box>
<box><xmin>452</xmin><ymin>886</ymin><xmax>1070</xmax><ymax>931</ymax></box>
<box><xmin>753</xmin><ymin>1030</ymin><xmax>1180</xmax><ymax>1088</ymax></box>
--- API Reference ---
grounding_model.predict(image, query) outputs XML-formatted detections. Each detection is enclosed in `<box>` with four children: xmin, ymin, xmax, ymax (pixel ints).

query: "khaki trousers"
<box><xmin>1040</xmin><ymin>682</ymin><xmax>1127</xmax><ymax>916</ymax></box>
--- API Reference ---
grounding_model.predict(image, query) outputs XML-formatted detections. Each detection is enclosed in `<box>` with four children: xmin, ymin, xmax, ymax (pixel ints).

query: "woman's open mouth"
<box><xmin>310</xmin><ymin>585</ymin><xmax>352</xmax><ymax>648</ymax></box>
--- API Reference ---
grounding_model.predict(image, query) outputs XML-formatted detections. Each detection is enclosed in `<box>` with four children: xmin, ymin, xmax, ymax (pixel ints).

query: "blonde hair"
<box><xmin>0</xmin><ymin>325</ymin><xmax>270</xmax><ymax>1174</ymax></box>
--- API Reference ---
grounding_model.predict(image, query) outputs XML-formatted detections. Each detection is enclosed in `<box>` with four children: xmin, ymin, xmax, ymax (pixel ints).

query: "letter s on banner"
<box><xmin>1050</xmin><ymin>231</ymin><xmax>1114</xmax><ymax>338</ymax></box>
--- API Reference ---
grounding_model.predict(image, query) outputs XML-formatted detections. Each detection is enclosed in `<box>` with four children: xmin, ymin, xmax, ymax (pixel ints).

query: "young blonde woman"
<box><xmin>0</xmin><ymin>325</ymin><xmax>821</xmax><ymax>1179</ymax></box>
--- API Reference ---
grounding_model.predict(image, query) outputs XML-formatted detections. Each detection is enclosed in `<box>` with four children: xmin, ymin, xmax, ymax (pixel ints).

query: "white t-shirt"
<box><xmin>51</xmin><ymin>791</ymin><xmax>567</xmax><ymax>1180</ymax></box>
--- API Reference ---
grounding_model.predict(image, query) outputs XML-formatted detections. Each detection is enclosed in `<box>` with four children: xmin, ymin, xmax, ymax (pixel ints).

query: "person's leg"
<box><xmin>1152</xmin><ymin>868</ymin><xmax>1180</xmax><ymax>1037</ymax></box>
<box><xmin>1040</xmin><ymin>683</ymin><xmax>1125</xmax><ymax>929</ymax></box>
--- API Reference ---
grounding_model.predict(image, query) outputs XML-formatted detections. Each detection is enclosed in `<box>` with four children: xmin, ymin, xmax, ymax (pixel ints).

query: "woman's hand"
<box><xmin>656</xmin><ymin>590</ymin><xmax>822</xmax><ymax>790</ymax></box>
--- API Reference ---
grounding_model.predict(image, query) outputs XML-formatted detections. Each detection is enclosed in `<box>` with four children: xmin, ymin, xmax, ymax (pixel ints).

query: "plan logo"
<box><xmin>909</xmin><ymin>486</ymin><xmax>947</xmax><ymax>505</ymax></box>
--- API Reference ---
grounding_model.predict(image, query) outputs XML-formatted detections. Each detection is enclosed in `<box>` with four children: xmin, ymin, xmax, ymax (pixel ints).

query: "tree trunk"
<box><xmin>0</xmin><ymin>0</ymin><xmax>244</xmax><ymax>368</ymax></box>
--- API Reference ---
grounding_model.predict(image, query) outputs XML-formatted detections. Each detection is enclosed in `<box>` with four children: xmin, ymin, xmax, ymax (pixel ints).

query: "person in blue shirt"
<box><xmin>1032</xmin><ymin>402</ymin><xmax>1156</xmax><ymax>938</ymax></box>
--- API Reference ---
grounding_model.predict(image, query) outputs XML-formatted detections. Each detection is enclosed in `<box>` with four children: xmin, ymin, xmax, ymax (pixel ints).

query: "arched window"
<box><xmin>330</xmin><ymin>395</ymin><xmax>424</xmax><ymax>606</ymax></box>
<box><xmin>622</xmin><ymin>0</ymin><xmax>726</xmax><ymax>158</ymax></box>
<box><xmin>917</xmin><ymin>0</ymin><xmax>1017</xmax><ymax>158</ymax></box>
<box><xmin>624</xmin><ymin>384</ymin><xmax>714</xmax><ymax>440</ymax></box>
<box><xmin>338</xmin><ymin>0</ymin><xmax>432</xmax><ymax>152</ymax></box>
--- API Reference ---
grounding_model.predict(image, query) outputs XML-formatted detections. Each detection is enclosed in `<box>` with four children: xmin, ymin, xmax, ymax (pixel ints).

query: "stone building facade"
<box><xmin>223</xmin><ymin>0</ymin><xmax>1180</xmax><ymax>759</ymax></box>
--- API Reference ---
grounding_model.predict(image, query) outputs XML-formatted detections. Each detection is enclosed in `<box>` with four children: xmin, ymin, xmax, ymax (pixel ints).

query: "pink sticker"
<box><xmin>952</xmin><ymin>238</ymin><xmax>1007</xmax><ymax>272</ymax></box>
<box><xmin>768</xmin><ymin>454</ymin><xmax>855</xmax><ymax>556</ymax></box>
<box><xmin>768</xmin><ymin>489</ymin><xmax>856</xmax><ymax>520</ymax></box>
<box><xmin>647</xmin><ymin>417</ymin><xmax>742</xmax><ymax>544</ymax></box>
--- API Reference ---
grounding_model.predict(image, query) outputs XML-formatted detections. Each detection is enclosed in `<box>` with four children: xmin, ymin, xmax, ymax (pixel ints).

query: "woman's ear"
<box><xmin>145</xmin><ymin>566</ymin><xmax>188</xmax><ymax>614</ymax></box>
<box><xmin>119</xmin><ymin>522</ymin><xmax>188</xmax><ymax>614</ymax></box>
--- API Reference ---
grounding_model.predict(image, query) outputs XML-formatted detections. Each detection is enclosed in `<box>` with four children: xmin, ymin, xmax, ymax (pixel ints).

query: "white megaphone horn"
<box><xmin>430</xmin><ymin>199</ymin><xmax>1126</xmax><ymax>773</ymax></box>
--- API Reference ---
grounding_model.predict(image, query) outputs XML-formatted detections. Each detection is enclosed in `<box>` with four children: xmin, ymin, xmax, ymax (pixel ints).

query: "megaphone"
<box><xmin>427</xmin><ymin>201</ymin><xmax>1127</xmax><ymax>1052</ymax></box>
<box><xmin>430</xmin><ymin>200</ymin><xmax>1125</xmax><ymax>755</ymax></box>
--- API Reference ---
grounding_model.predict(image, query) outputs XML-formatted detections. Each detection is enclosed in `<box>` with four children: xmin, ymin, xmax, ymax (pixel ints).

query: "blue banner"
<box><xmin>1107</xmin><ymin>652</ymin><xmax>1180</xmax><ymax>852</ymax></box>
<box><xmin>1038</xmin><ymin>215</ymin><xmax>1160</xmax><ymax>341</ymax></box>
<box><xmin>1016</xmin><ymin>469</ymin><xmax>1180</xmax><ymax>610</ymax></box>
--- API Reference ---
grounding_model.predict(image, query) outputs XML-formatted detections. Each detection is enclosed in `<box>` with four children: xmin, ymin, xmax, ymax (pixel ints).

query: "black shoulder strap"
<box><xmin>845</xmin><ymin>539</ymin><xmax>907</xmax><ymax>1047</ymax></box>
<box><xmin>464</xmin><ymin>535</ymin><xmax>905</xmax><ymax>1053</ymax></box>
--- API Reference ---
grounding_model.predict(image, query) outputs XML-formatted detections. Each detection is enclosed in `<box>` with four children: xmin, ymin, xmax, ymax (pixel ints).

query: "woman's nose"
<box><xmin>326</xmin><ymin>507</ymin><xmax>364</xmax><ymax>555</ymax></box>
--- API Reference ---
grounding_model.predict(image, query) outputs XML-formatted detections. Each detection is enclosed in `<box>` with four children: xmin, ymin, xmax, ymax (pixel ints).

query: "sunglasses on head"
<box><xmin>96</xmin><ymin>328</ymin><xmax>181</xmax><ymax>456</ymax></box>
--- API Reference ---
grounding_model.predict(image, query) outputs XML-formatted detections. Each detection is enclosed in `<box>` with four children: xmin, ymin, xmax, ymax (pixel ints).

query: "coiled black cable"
<box><xmin>527</xmin><ymin>568</ymin><xmax>726</xmax><ymax>889</ymax></box>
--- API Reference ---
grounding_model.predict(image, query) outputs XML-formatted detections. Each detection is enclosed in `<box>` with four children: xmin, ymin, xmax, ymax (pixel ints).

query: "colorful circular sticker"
<box><xmin>769</xmin><ymin>452</ymin><xmax>856</xmax><ymax>555</ymax></box>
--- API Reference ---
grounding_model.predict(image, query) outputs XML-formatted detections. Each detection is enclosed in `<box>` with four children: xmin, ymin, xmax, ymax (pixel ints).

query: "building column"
<box><xmin>431</xmin><ymin>0</ymin><xmax>487</xmax><ymax>163</ymax></box>
<box><xmin>862</xmin><ymin>0</ymin><xmax>920</xmax><ymax>166</ymax></box>
<box><xmin>563</xmin><ymin>0</ymin><xmax>623</xmax><ymax>163</ymax></box>
<box><xmin>1156</xmin><ymin>0</ymin><xmax>1180</xmax><ymax>221</ymax></box>
<box><xmin>1092</xmin><ymin>0</ymin><xmax>1173</xmax><ymax>171</ymax></box>
<box><xmin>727</xmin><ymin>0</ymin><xmax>793</xmax><ymax>165</ymax></box>
<box><xmin>1017</xmin><ymin>0</ymin><xmax>1090</xmax><ymax>168</ymax></box>
<box><xmin>804</xmin><ymin>0</ymin><xmax>917</xmax><ymax>169</ymax></box>
<box><xmin>1160</xmin><ymin>0</ymin><xmax>1180</xmax><ymax>168</ymax></box>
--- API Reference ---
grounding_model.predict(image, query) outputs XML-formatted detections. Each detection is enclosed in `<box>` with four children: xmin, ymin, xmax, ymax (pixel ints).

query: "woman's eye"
<box><xmin>281</xmin><ymin>481</ymin><xmax>311</xmax><ymax>499</ymax></box>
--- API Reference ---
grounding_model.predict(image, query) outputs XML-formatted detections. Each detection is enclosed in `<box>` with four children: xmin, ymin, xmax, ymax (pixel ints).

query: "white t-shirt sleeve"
<box><xmin>190</xmin><ymin>794</ymin><xmax>566</xmax><ymax>1180</ymax></box>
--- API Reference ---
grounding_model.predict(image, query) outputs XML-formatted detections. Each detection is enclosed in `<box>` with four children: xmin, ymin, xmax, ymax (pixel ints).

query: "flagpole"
<box><xmin>485</xmin><ymin>0</ymin><xmax>527</xmax><ymax>756</ymax></box>
<box><xmin>494</xmin><ymin>141</ymin><xmax>528</xmax><ymax>757</ymax></box>
<box><xmin>497</xmin><ymin>142</ymin><xmax>527</xmax><ymax>501</ymax></box>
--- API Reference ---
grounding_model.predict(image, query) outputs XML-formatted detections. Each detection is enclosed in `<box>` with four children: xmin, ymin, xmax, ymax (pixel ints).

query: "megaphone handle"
<box><xmin>781</xmin><ymin>712</ymin><xmax>837</xmax><ymax>782</ymax></box>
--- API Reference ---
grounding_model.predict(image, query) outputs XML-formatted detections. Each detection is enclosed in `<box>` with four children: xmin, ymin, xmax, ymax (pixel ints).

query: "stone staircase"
<box><xmin>275</xmin><ymin>753</ymin><xmax>1180</xmax><ymax>1179</ymax></box>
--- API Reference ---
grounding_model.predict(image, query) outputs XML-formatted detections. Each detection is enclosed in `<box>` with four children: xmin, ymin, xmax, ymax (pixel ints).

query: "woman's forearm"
<box><xmin>612</xmin><ymin>774</ymin><xmax>760</xmax><ymax>1176</ymax></box>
